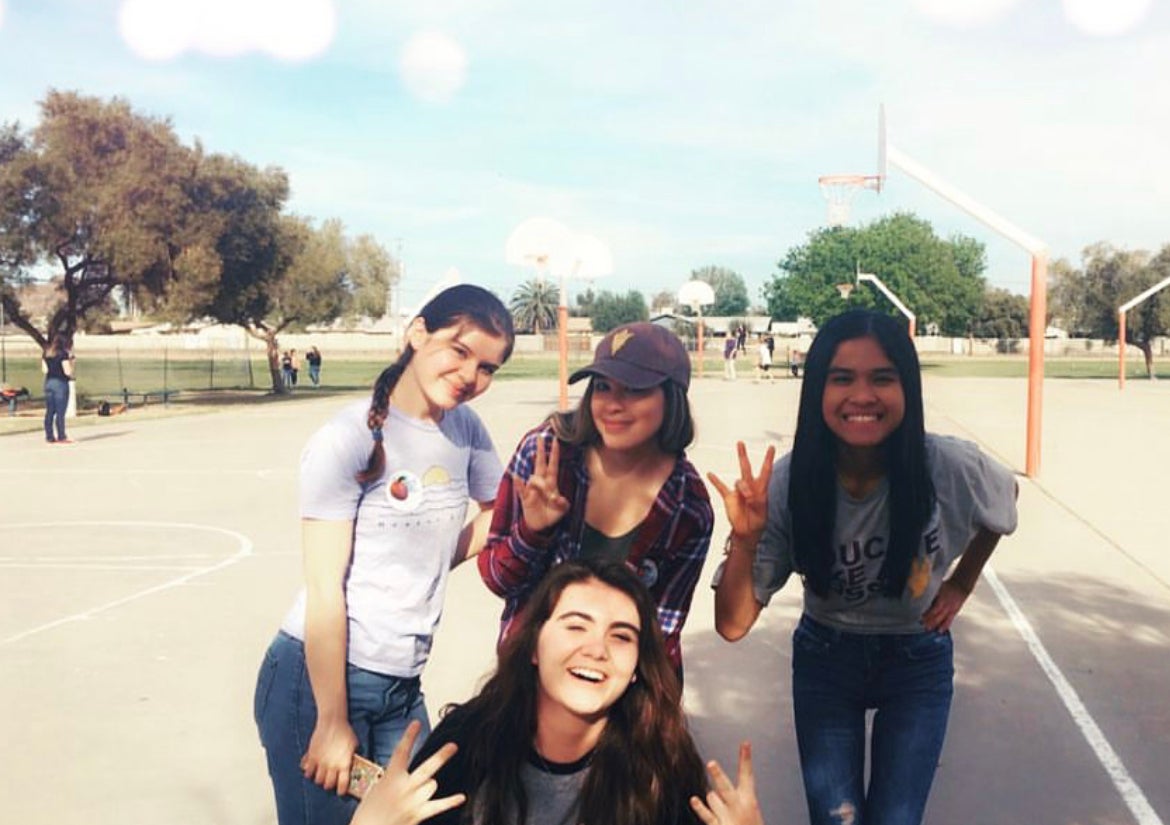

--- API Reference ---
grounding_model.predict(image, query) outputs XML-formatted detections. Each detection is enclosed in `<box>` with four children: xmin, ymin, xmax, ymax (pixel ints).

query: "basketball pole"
<box><xmin>1117</xmin><ymin>274</ymin><xmax>1170</xmax><ymax>389</ymax></box>
<box><xmin>885</xmin><ymin>144</ymin><xmax>1048</xmax><ymax>478</ymax></box>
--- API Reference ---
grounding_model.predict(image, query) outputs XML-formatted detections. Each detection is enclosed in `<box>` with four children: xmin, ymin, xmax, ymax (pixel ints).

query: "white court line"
<box><xmin>0</xmin><ymin>521</ymin><xmax>254</xmax><ymax>647</ymax></box>
<box><xmin>985</xmin><ymin>567</ymin><xmax>1163</xmax><ymax>825</ymax></box>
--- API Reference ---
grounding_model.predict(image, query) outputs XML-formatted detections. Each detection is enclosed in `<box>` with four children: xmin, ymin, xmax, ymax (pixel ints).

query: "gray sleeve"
<box><xmin>299</xmin><ymin>407</ymin><xmax>368</xmax><ymax>520</ymax></box>
<box><xmin>464</xmin><ymin>410</ymin><xmax>504</xmax><ymax>503</ymax></box>
<box><xmin>931</xmin><ymin>435</ymin><xmax>1019</xmax><ymax>539</ymax></box>
<box><xmin>751</xmin><ymin>456</ymin><xmax>796</xmax><ymax>605</ymax></box>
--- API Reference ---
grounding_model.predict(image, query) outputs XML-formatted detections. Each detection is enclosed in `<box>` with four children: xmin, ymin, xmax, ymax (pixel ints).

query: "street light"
<box><xmin>856</xmin><ymin>267</ymin><xmax>915</xmax><ymax>338</ymax></box>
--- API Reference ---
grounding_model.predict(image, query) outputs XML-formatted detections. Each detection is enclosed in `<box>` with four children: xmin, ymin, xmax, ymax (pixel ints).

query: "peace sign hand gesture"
<box><xmin>513</xmin><ymin>435</ymin><xmax>570</xmax><ymax>533</ymax></box>
<box><xmin>707</xmin><ymin>442</ymin><xmax>775</xmax><ymax>541</ymax></box>
<box><xmin>690</xmin><ymin>741</ymin><xmax>765</xmax><ymax>825</ymax></box>
<box><xmin>352</xmin><ymin>720</ymin><xmax>465</xmax><ymax>825</ymax></box>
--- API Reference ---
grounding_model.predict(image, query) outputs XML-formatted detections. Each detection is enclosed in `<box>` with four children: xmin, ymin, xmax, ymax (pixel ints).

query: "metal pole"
<box><xmin>556</xmin><ymin>266</ymin><xmax>570</xmax><ymax>410</ymax></box>
<box><xmin>1118</xmin><ymin>309</ymin><xmax>1127</xmax><ymax>390</ymax></box>
<box><xmin>1025</xmin><ymin>254</ymin><xmax>1048</xmax><ymax>477</ymax></box>
<box><xmin>1</xmin><ymin>299</ymin><xmax>6</xmax><ymax>384</ymax></box>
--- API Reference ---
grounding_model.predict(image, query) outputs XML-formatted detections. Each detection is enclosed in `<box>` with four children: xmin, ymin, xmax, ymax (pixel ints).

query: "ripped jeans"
<box><xmin>792</xmin><ymin>615</ymin><xmax>954</xmax><ymax>825</ymax></box>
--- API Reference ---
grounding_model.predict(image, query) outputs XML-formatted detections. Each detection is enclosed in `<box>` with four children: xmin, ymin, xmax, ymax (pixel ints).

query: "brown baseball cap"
<box><xmin>569</xmin><ymin>322</ymin><xmax>690</xmax><ymax>390</ymax></box>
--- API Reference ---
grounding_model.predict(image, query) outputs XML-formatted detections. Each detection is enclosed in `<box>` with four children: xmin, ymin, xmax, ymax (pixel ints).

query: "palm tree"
<box><xmin>510</xmin><ymin>278</ymin><xmax>560</xmax><ymax>334</ymax></box>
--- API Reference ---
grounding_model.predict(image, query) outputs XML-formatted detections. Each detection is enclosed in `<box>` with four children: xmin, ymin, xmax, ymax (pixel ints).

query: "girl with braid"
<box><xmin>255</xmin><ymin>285</ymin><xmax>515</xmax><ymax>825</ymax></box>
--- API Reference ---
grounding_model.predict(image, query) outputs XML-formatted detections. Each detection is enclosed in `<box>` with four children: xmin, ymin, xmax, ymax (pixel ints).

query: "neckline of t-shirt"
<box><xmin>837</xmin><ymin>475</ymin><xmax>889</xmax><ymax>505</ymax></box>
<box><xmin>526</xmin><ymin>747</ymin><xmax>595</xmax><ymax>775</ymax></box>
<box><xmin>385</xmin><ymin>402</ymin><xmax>444</xmax><ymax>431</ymax></box>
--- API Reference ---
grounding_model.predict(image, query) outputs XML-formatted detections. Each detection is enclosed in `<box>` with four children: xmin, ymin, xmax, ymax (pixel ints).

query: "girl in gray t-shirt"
<box><xmin>255</xmin><ymin>285</ymin><xmax>516</xmax><ymax>825</ymax></box>
<box><xmin>710</xmin><ymin>310</ymin><xmax>1017</xmax><ymax>825</ymax></box>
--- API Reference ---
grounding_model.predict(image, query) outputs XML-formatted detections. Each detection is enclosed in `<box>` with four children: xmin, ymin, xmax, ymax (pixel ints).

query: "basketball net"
<box><xmin>818</xmin><ymin>175</ymin><xmax>881</xmax><ymax>228</ymax></box>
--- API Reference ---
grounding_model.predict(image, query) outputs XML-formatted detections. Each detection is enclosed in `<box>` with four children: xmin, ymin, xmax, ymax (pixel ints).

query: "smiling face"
<box><xmin>589</xmin><ymin>378</ymin><xmax>666</xmax><ymax>454</ymax></box>
<box><xmin>533</xmin><ymin>579</ymin><xmax>641</xmax><ymax>729</ymax></box>
<box><xmin>821</xmin><ymin>335</ymin><xmax>906</xmax><ymax>454</ymax></box>
<box><xmin>397</xmin><ymin>319</ymin><xmax>508</xmax><ymax>419</ymax></box>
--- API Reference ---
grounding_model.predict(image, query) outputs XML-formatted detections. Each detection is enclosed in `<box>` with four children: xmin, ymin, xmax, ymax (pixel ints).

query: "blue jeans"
<box><xmin>43</xmin><ymin>377</ymin><xmax>69</xmax><ymax>441</ymax></box>
<box><xmin>254</xmin><ymin>632</ymin><xmax>431</xmax><ymax>825</ymax></box>
<box><xmin>792</xmin><ymin>615</ymin><xmax>954</xmax><ymax>825</ymax></box>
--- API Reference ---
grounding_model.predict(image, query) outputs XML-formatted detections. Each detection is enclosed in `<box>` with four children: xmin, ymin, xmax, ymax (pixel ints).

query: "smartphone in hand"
<box><xmin>348</xmin><ymin>754</ymin><xmax>384</xmax><ymax>799</ymax></box>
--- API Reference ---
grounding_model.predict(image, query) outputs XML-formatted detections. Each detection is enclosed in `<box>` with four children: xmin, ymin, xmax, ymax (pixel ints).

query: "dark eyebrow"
<box><xmin>555</xmin><ymin>611</ymin><xmax>641</xmax><ymax>636</ymax></box>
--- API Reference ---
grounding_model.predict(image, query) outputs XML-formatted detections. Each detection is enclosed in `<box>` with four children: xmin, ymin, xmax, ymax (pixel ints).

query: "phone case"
<box><xmin>348</xmin><ymin>754</ymin><xmax>385</xmax><ymax>799</ymax></box>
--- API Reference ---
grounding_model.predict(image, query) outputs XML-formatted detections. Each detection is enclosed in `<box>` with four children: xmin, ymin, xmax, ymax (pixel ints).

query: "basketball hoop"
<box><xmin>836</xmin><ymin>283</ymin><xmax>854</xmax><ymax>300</ymax></box>
<box><xmin>818</xmin><ymin>174</ymin><xmax>882</xmax><ymax>227</ymax></box>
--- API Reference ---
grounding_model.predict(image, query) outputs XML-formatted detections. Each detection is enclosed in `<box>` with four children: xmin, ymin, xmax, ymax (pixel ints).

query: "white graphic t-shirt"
<box><xmin>281</xmin><ymin>399</ymin><xmax>503</xmax><ymax>675</ymax></box>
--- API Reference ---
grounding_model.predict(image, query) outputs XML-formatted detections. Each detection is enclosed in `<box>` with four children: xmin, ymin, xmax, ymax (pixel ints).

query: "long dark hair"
<box><xmin>356</xmin><ymin>284</ymin><xmax>514</xmax><ymax>484</ymax></box>
<box><xmin>447</xmin><ymin>560</ymin><xmax>705</xmax><ymax>825</ymax></box>
<box><xmin>789</xmin><ymin>310</ymin><xmax>934</xmax><ymax>598</ymax></box>
<box><xmin>548</xmin><ymin>380</ymin><xmax>695</xmax><ymax>456</ymax></box>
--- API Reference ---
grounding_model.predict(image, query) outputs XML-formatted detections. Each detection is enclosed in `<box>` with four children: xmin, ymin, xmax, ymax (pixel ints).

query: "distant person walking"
<box><xmin>41</xmin><ymin>334</ymin><xmax>74</xmax><ymax>444</ymax></box>
<box><xmin>735</xmin><ymin>325</ymin><xmax>747</xmax><ymax>355</ymax></box>
<box><xmin>281</xmin><ymin>350</ymin><xmax>294</xmax><ymax>390</ymax></box>
<box><xmin>755</xmin><ymin>338</ymin><xmax>773</xmax><ymax>381</ymax></box>
<box><xmin>723</xmin><ymin>335</ymin><xmax>738</xmax><ymax>381</ymax></box>
<box><xmin>290</xmin><ymin>349</ymin><xmax>301</xmax><ymax>387</ymax></box>
<box><xmin>306</xmin><ymin>346</ymin><xmax>322</xmax><ymax>387</ymax></box>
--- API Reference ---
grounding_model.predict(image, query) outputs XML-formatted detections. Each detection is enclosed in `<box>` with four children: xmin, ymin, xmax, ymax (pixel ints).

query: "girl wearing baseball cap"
<box><xmin>479</xmin><ymin>322</ymin><xmax>714</xmax><ymax>674</ymax></box>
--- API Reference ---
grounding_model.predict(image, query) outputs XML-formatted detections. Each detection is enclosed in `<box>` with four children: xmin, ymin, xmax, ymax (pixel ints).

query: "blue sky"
<box><xmin>1</xmin><ymin>0</ymin><xmax>1167</xmax><ymax>313</ymax></box>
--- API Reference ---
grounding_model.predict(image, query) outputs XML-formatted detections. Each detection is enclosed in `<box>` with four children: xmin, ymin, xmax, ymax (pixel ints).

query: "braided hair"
<box><xmin>356</xmin><ymin>284</ymin><xmax>514</xmax><ymax>484</ymax></box>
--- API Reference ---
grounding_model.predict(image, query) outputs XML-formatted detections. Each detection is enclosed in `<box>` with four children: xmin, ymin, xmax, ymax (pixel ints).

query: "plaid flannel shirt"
<box><xmin>478</xmin><ymin>423</ymin><xmax>714</xmax><ymax>669</ymax></box>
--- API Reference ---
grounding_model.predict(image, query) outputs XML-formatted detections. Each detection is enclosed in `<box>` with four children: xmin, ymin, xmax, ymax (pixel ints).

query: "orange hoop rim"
<box><xmin>818</xmin><ymin>174</ymin><xmax>883</xmax><ymax>192</ymax></box>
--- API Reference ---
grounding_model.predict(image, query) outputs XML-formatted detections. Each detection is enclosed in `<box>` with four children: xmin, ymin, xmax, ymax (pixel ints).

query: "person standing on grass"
<box><xmin>709</xmin><ymin>309</ymin><xmax>1018</xmax><ymax>825</ymax></box>
<box><xmin>254</xmin><ymin>284</ymin><xmax>515</xmax><ymax>825</ymax></box>
<box><xmin>41</xmin><ymin>334</ymin><xmax>73</xmax><ymax>444</ymax></box>
<box><xmin>307</xmin><ymin>346</ymin><xmax>323</xmax><ymax>386</ymax></box>
<box><xmin>723</xmin><ymin>335</ymin><xmax>738</xmax><ymax>381</ymax></box>
<box><xmin>479</xmin><ymin>322</ymin><xmax>713</xmax><ymax>676</ymax></box>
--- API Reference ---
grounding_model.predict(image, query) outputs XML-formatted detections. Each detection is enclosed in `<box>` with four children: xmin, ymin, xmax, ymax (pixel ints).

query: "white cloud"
<box><xmin>1062</xmin><ymin>0</ymin><xmax>1153</xmax><ymax>37</ymax></box>
<box><xmin>118</xmin><ymin>0</ymin><xmax>336</xmax><ymax>62</ymax></box>
<box><xmin>398</xmin><ymin>30</ymin><xmax>469</xmax><ymax>103</ymax></box>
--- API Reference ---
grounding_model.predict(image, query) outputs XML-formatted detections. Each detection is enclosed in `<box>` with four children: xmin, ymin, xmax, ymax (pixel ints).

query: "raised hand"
<box><xmin>690</xmin><ymin>741</ymin><xmax>765</xmax><ymax>825</ymax></box>
<box><xmin>707</xmin><ymin>442</ymin><xmax>775</xmax><ymax>540</ymax></box>
<box><xmin>513</xmin><ymin>435</ymin><xmax>570</xmax><ymax>532</ymax></box>
<box><xmin>352</xmin><ymin>720</ymin><xmax>466</xmax><ymax>825</ymax></box>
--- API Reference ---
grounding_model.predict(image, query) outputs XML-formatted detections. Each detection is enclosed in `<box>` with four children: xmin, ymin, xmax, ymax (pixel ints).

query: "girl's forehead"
<box><xmin>552</xmin><ymin>580</ymin><xmax>640</xmax><ymax>624</ymax></box>
<box><xmin>830</xmin><ymin>336</ymin><xmax>894</xmax><ymax>364</ymax></box>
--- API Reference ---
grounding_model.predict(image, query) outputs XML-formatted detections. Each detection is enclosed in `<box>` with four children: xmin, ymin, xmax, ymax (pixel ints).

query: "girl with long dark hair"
<box><xmin>479</xmin><ymin>322</ymin><xmax>713</xmax><ymax>673</ymax></box>
<box><xmin>41</xmin><ymin>334</ymin><xmax>74</xmax><ymax>444</ymax></box>
<box><xmin>255</xmin><ymin>284</ymin><xmax>515</xmax><ymax>825</ymax></box>
<box><xmin>710</xmin><ymin>310</ymin><xmax>1018</xmax><ymax>825</ymax></box>
<box><xmin>352</xmin><ymin>560</ymin><xmax>765</xmax><ymax>825</ymax></box>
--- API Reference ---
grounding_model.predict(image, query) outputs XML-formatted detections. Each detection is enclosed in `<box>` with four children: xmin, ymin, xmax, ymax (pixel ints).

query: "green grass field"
<box><xmin>2</xmin><ymin>351</ymin><xmax>1165</xmax><ymax>401</ymax></box>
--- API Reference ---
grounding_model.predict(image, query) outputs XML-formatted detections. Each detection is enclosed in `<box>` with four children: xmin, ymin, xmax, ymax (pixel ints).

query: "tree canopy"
<box><xmin>763</xmin><ymin>213</ymin><xmax>987</xmax><ymax>334</ymax></box>
<box><xmin>1050</xmin><ymin>242</ymin><xmax>1170</xmax><ymax>377</ymax></box>
<box><xmin>0</xmin><ymin>90</ymin><xmax>200</xmax><ymax>348</ymax></box>
<box><xmin>0</xmin><ymin>90</ymin><xmax>396</xmax><ymax>393</ymax></box>
<box><xmin>590</xmin><ymin>289</ymin><xmax>648</xmax><ymax>332</ymax></box>
<box><xmin>509</xmin><ymin>278</ymin><xmax>559</xmax><ymax>334</ymax></box>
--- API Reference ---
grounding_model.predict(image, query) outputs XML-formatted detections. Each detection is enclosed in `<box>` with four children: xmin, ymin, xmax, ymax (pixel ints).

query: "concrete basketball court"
<box><xmin>1</xmin><ymin>373</ymin><xmax>1167</xmax><ymax>825</ymax></box>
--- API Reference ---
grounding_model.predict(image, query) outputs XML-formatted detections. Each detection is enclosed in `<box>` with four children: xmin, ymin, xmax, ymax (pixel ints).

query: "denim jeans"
<box><xmin>791</xmin><ymin>615</ymin><xmax>954</xmax><ymax>825</ymax></box>
<box><xmin>43</xmin><ymin>377</ymin><xmax>69</xmax><ymax>441</ymax></box>
<box><xmin>254</xmin><ymin>632</ymin><xmax>431</xmax><ymax>825</ymax></box>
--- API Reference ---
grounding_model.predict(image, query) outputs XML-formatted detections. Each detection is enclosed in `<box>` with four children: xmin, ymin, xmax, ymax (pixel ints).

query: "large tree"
<box><xmin>510</xmin><ymin>278</ymin><xmax>559</xmax><ymax>334</ymax></box>
<box><xmin>0</xmin><ymin>90</ymin><xmax>203</xmax><ymax>349</ymax></box>
<box><xmin>590</xmin><ymin>289</ymin><xmax>648</xmax><ymax>332</ymax></box>
<box><xmin>970</xmin><ymin>287</ymin><xmax>1030</xmax><ymax>340</ymax></box>
<box><xmin>692</xmin><ymin>265</ymin><xmax>749</xmax><ymax>316</ymax></box>
<box><xmin>764</xmin><ymin>212</ymin><xmax>986</xmax><ymax>334</ymax></box>
<box><xmin>1050</xmin><ymin>242</ymin><xmax>1170</xmax><ymax>377</ymax></box>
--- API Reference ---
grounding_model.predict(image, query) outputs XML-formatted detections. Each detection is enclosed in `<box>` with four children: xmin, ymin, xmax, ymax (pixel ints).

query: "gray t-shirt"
<box><xmin>746</xmin><ymin>433</ymin><xmax>1018</xmax><ymax>633</ymax></box>
<box><xmin>281</xmin><ymin>399</ymin><xmax>502</xmax><ymax>675</ymax></box>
